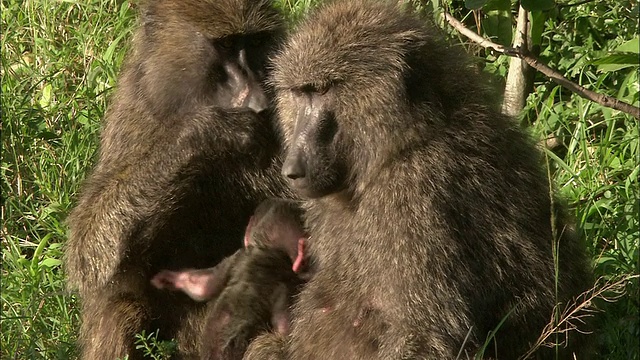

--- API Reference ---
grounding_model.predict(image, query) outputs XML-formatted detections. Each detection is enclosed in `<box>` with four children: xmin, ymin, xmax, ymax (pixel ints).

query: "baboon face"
<box><xmin>277</xmin><ymin>85</ymin><xmax>347</xmax><ymax>198</ymax></box>
<box><xmin>142</xmin><ymin>0</ymin><xmax>284</xmax><ymax>115</ymax></box>
<box><xmin>273</xmin><ymin>2</ymin><xmax>425</xmax><ymax>198</ymax></box>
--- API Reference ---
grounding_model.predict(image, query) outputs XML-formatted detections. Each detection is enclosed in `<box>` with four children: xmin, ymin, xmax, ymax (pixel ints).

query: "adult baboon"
<box><xmin>152</xmin><ymin>198</ymin><xmax>307</xmax><ymax>360</ymax></box>
<box><xmin>64</xmin><ymin>1</ymin><xmax>291</xmax><ymax>359</ymax></box>
<box><xmin>245</xmin><ymin>1</ymin><xmax>592</xmax><ymax>359</ymax></box>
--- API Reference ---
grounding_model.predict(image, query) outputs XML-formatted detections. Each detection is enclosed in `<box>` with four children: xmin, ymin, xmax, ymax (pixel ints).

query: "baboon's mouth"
<box><xmin>287</xmin><ymin>178</ymin><xmax>315</xmax><ymax>197</ymax></box>
<box><xmin>288</xmin><ymin>178</ymin><xmax>337</xmax><ymax>199</ymax></box>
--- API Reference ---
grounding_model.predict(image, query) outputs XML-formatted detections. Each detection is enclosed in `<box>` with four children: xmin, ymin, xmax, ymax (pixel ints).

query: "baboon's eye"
<box><xmin>248</xmin><ymin>32</ymin><xmax>271</xmax><ymax>47</ymax></box>
<box><xmin>297</xmin><ymin>83</ymin><xmax>330</xmax><ymax>95</ymax></box>
<box><xmin>219</xmin><ymin>37</ymin><xmax>234</xmax><ymax>49</ymax></box>
<box><xmin>249</xmin><ymin>37</ymin><xmax>263</xmax><ymax>47</ymax></box>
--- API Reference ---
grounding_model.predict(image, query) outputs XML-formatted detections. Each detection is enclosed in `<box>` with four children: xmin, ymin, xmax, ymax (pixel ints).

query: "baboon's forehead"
<box><xmin>272</xmin><ymin>0</ymin><xmax>422</xmax><ymax>87</ymax></box>
<box><xmin>298</xmin><ymin>0</ymin><xmax>418</xmax><ymax>46</ymax></box>
<box><xmin>148</xmin><ymin>0</ymin><xmax>283</xmax><ymax>36</ymax></box>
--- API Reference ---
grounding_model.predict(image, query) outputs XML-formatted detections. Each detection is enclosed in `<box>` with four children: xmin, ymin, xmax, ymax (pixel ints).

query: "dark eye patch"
<box><xmin>219</xmin><ymin>37</ymin><xmax>234</xmax><ymax>49</ymax></box>
<box><xmin>316</xmin><ymin>113</ymin><xmax>338</xmax><ymax>145</ymax></box>
<box><xmin>249</xmin><ymin>36</ymin><xmax>264</xmax><ymax>47</ymax></box>
<box><xmin>296</xmin><ymin>83</ymin><xmax>331</xmax><ymax>95</ymax></box>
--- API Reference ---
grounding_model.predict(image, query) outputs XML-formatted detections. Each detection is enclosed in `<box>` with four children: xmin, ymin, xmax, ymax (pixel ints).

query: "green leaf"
<box><xmin>484</xmin><ymin>10</ymin><xmax>513</xmax><ymax>46</ymax></box>
<box><xmin>592</xmin><ymin>53</ymin><xmax>640</xmax><ymax>65</ymax></box>
<box><xmin>31</xmin><ymin>233</ymin><xmax>52</xmax><ymax>272</ymax></box>
<box><xmin>593</xmin><ymin>53</ymin><xmax>639</xmax><ymax>72</ymax></box>
<box><xmin>529</xmin><ymin>11</ymin><xmax>547</xmax><ymax>46</ymax></box>
<box><xmin>40</xmin><ymin>258</ymin><xmax>63</xmax><ymax>268</ymax></box>
<box><xmin>483</xmin><ymin>0</ymin><xmax>511</xmax><ymax>11</ymax></box>
<box><xmin>39</xmin><ymin>83</ymin><xmax>52</xmax><ymax>109</ymax></box>
<box><xmin>77</xmin><ymin>111</ymin><xmax>89</xmax><ymax>125</ymax></box>
<box><xmin>465</xmin><ymin>0</ymin><xmax>489</xmax><ymax>10</ymax></box>
<box><xmin>617</xmin><ymin>67</ymin><xmax>639</xmax><ymax>100</ymax></box>
<box><xmin>102</xmin><ymin>32</ymin><xmax>129</xmax><ymax>63</ymax></box>
<box><xmin>615</xmin><ymin>36</ymin><xmax>640</xmax><ymax>54</ymax></box>
<box><xmin>521</xmin><ymin>0</ymin><xmax>555</xmax><ymax>11</ymax></box>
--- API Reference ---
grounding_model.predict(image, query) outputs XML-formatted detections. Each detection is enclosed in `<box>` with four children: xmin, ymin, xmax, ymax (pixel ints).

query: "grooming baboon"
<box><xmin>245</xmin><ymin>1</ymin><xmax>592</xmax><ymax>359</ymax></box>
<box><xmin>64</xmin><ymin>1</ymin><xmax>291</xmax><ymax>359</ymax></box>
<box><xmin>152</xmin><ymin>198</ymin><xmax>307</xmax><ymax>360</ymax></box>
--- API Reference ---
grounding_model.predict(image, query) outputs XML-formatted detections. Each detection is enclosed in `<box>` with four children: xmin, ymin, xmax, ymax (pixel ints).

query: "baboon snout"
<box><xmin>282</xmin><ymin>151</ymin><xmax>307</xmax><ymax>180</ymax></box>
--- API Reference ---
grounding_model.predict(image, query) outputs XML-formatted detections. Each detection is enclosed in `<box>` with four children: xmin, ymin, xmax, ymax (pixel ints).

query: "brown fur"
<box><xmin>245</xmin><ymin>1</ymin><xmax>592</xmax><ymax>359</ymax></box>
<box><xmin>64</xmin><ymin>1</ymin><xmax>291</xmax><ymax>359</ymax></box>
<box><xmin>199</xmin><ymin>247</ymin><xmax>303</xmax><ymax>360</ymax></box>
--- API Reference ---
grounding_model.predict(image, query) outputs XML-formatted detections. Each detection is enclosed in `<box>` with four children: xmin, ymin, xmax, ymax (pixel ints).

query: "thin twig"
<box><xmin>443</xmin><ymin>12</ymin><xmax>640</xmax><ymax>119</ymax></box>
<box><xmin>519</xmin><ymin>275</ymin><xmax>639</xmax><ymax>359</ymax></box>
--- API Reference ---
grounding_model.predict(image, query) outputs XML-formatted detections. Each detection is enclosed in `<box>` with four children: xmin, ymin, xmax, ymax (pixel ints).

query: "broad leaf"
<box><xmin>593</xmin><ymin>53</ymin><xmax>639</xmax><ymax>72</ymax></box>
<box><xmin>484</xmin><ymin>10</ymin><xmax>513</xmax><ymax>46</ymax></box>
<box><xmin>529</xmin><ymin>11</ymin><xmax>547</xmax><ymax>46</ymax></box>
<box><xmin>521</xmin><ymin>0</ymin><xmax>555</xmax><ymax>11</ymax></box>
<box><xmin>465</xmin><ymin>0</ymin><xmax>489</xmax><ymax>10</ymax></box>
<box><xmin>615</xmin><ymin>36</ymin><xmax>640</xmax><ymax>54</ymax></box>
<box><xmin>483</xmin><ymin>0</ymin><xmax>511</xmax><ymax>11</ymax></box>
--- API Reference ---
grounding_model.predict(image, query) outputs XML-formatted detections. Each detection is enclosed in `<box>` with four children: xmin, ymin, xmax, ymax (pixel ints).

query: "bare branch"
<box><xmin>502</xmin><ymin>5</ymin><xmax>534</xmax><ymax>116</ymax></box>
<box><xmin>443</xmin><ymin>12</ymin><xmax>640</xmax><ymax>119</ymax></box>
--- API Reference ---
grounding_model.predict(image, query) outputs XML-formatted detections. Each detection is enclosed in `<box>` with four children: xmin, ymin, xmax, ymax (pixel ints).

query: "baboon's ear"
<box><xmin>244</xmin><ymin>216</ymin><xmax>257</xmax><ymax>248</ymax></box>
<box><xmin>290</xmin><ymin>238</ymin><xmax>306</xmax><ymax>273</ymax></box>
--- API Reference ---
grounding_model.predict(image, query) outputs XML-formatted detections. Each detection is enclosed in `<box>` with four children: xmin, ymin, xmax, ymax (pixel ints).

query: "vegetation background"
<box><xmin>2</xmin><ymin>0</ymin><xmax>637</xmax><ymax>358</ymax></box>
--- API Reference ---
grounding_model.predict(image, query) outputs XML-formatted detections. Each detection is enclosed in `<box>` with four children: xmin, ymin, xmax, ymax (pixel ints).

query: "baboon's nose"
<box><xmin>282</xmin><ymin>154</ymin><xmax>306</xmax><ymax>180</ymax></box>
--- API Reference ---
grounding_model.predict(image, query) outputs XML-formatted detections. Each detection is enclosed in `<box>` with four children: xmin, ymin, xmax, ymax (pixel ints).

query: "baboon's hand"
<box><xmin>231</xmin><ymin>109</ymin><xmax>280</xmax><ymax>167</ymax></box>
<box><xmin>175</xmin><ymin>108</ymin><xmax>278</xmax><ymax>166</ymax></box>
<box><xmin>236</xmin><ymin>109</ymin><xmax>279</xmax><ymax>150</ymax></box>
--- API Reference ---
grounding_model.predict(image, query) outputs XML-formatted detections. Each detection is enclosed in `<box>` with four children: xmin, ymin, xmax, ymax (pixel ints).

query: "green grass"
<box><xmin>2</xmin><ymin>1</ymin><xmax>135</xmax><ymax>358</ymax></box>
<box><xmin>2</xmin><ymin>0</ymin><xmax>638</xmax><ymax>359</ymax></box>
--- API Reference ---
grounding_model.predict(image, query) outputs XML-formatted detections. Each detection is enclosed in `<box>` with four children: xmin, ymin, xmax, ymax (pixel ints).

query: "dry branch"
<box><xmin>519</xmin><ymin>275</ymin><xmax>639</xmax><ymax>359</ymax></box>
<box><xmin>443</xmin><ymin>12</ymin><xmax>640</xmax><ymax>119</ymax></box>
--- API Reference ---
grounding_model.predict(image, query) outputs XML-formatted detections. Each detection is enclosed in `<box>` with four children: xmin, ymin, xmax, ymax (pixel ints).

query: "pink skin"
<box><xmin>151</xmin><ymin>268</ymin><xmax>226</xmax><ymax>302</ymax></box>
<box><xmin>292</xmin><ymin>238</ymin><xmax>306</xmax><ymax>273</ymax></box>
<box><xmin>272</xmin><ymin>310</ymin><xmax>291</xmax><ymax>335</ymax></box>
<box><xmin>243</xmin><ymin>215</ymin><xmax>256</xmax><ymax>248</ymax></box>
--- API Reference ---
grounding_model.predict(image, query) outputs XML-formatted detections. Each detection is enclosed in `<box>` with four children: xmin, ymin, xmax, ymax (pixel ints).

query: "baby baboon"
<box><xmin>64</xmin><ymin>1</ymin><xmax>291</xmax><ymax>359</ymax></box>
<box><xmin>245</xmin><ymin>1</ymin><xmax>592</xmax><ymax>359</ymax></box>
<box><xmin>152</xmin><ymin>198</ymin><xmax>307</xmax><ymax>360</ymax></box>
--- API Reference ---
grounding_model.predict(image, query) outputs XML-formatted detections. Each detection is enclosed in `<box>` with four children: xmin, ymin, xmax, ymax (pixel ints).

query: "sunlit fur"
<box><xmin>64</xmin><ymin>0</ymin><xmax>291</xmax><ymax>359</ymax></box>
<box><xmin>248</xmin><ymin>1</ymin><xmax>592</xmax><ymax>359</ymax></box>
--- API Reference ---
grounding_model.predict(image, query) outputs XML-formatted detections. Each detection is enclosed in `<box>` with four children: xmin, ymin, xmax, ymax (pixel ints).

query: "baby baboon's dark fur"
<box><xmin>199</xmin><ymin>248</ymin><xmax>303</xmax><ymax>360</ymax></box>
<box><xmin>64</xmin><ymin>1</ymin><xmax>291</xmax><ymax>359</ymax></box>
<box><xmin>152</xmin><ymin>198</ymin><xmax>306</xmax><ymax>360</ymax></box>
<box><xmin>245</xmin><ymin>1</ymin><xmax>592</xmax><ymax>359</ymax></box>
